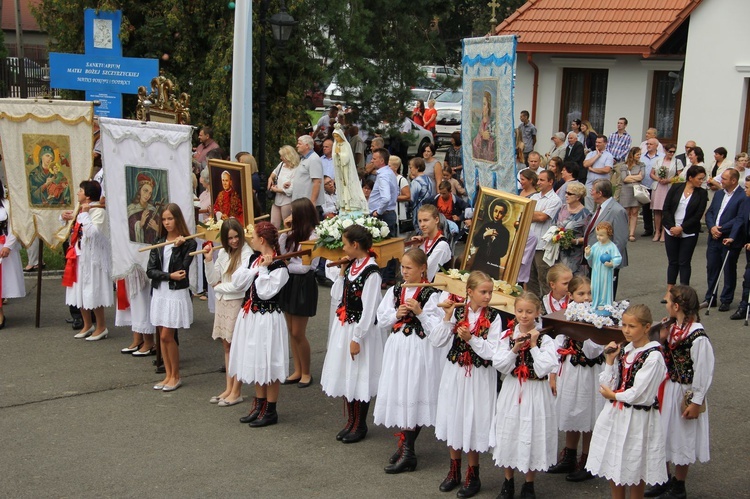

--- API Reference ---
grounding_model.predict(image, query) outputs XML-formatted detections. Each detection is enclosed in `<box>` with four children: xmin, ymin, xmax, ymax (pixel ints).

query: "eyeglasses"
<box><xmin>565</xmin><ymin>192</ymin><xmax>575</xmax><ymax>196</ymax></box>
<box><xmin>667</xmin><ymin>150</ymin><xmax>676</xmax><ymax>153</ymax></box>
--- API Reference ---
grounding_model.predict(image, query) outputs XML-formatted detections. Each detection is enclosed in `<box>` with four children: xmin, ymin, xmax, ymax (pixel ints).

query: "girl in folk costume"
<box><xmin>64</xmin><ymin>180</ymin><xmax>113</xmax><ymax>341</ymax></box>
<box><xmin>321</xmin><ymin>225</ymin><xmax>384</xmax><ymax>444</ymax></box>
<box><xmin>542</xmin><ymin>264</ymin><xmax>572</xmax><ymax>315</ymax></box>
<box><xmin>410</xmin><ymin>204</ymin><xmax>452</xmax><ymax>281</ymax></box>
<box><xmin>228</xmin><ymin>222</ymin><xmax>289</xmax><ymax>427</ymax></box>
<box><xmin>374</xmin><ymin>249</ymin><xmax>444</xmax><ymax>474</ymax></box>
<box><xmin>428</xmin><ymin>271</ymin><xmax>502</xmax><ymax>498</ymax></box>
<box><xmin>586</xmin><ymin>304</ymin><xmax>668</xmax><ymax>499</ymax></box>
<box><xmin>493</xmin><ymin>293</ymin><xmax>559</xmax><ymax>499</ymax></box>
<box><xmin>645</xmin><ymin>285</ymin><xmax>714</xmax><ymax>499</ymax></box>
<box><xmin>279</xmin><ymin>198</ymin><xmax>320</xmax><ymax>388</ymax></box>
<box><xmin>547</xmin><ymin>276</ymin><xmax>605</xmax><ymax>483</ymax></box>
<box><xmin>204</xmin><ymin>218</ymin><xmax>252</xmax><ymax>406</ymax></box>
<box><xmin>0</xmin><ymin>179</ymin><xmax>25</xmax><ymax>328</ymax></box>
<box><xmin>146</xmin><ymin>203</ymin><xmax>196</xmax><ymax>392</ymax></box>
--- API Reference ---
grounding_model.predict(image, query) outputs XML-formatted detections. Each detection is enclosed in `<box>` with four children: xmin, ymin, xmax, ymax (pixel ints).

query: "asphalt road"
<box><xmin>1</xmin><ymin>229</ymin><xmax>748</xmax><ymax>498</ymax></box>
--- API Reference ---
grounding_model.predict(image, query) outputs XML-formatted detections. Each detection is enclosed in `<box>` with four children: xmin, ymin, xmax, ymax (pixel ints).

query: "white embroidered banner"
<box><xmin>0</xmin><ymin>99</ymin><xmax>93</xmax><ymax>247</ymax></box>
<box><xmin>461</xmin><ymin>36</ymin><xmax>518</xmax><ymax>202</ymax></box>
<box><xmin>99</xmin><ymin>118</ymin><xmax>195</xmax><ymax>286</ymax></box>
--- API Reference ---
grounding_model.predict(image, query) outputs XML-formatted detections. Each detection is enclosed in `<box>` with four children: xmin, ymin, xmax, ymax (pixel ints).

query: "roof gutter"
<box><xmin>527</xmin><ymin>52</ymin><xmax>539</xmax><ymax>124</ymax></box>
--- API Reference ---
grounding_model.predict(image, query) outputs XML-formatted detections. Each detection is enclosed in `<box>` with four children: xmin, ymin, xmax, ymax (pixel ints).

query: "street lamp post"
<box><xmin>257</xmin><ymin>0</ymin><xmax>297</xmax><ymax>178</ymax></box>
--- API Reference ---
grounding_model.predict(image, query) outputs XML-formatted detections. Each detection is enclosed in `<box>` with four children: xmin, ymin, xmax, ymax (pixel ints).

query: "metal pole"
<box><xmin>258</xmin><ymin>0</ymin><xmax>268</xmax><ymax>177</ymax></box>
<box><xmin>12</xmin><ymin>0</ymin><xmax>26</xmax><ymax>98</ymax></box>
<box><xmin>706</xmin><ymin>249</ymin><xmax>731</xmax><ymax>315</ymax></box>
<box><xmin>34</xmin><ymin>238</ymin><xmax>43</xmax><ymax>327</ymax></box>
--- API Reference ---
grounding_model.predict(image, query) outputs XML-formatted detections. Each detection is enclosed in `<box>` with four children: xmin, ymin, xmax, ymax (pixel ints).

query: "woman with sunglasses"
<box><xmin>650</xmin><ymin>144</ymin><xmax>683</xmax><ymax>242</ymax></box>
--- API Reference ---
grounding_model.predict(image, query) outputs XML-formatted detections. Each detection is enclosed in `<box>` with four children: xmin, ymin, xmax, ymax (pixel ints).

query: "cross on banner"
<box><xmin>48</xmin><ymin>9</ymin><xmax>159</xmax><ymax>118</ymax></box>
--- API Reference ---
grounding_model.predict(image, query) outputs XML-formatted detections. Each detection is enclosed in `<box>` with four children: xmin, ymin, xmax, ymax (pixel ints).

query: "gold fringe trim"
<box><xmin>0</xmin><ymin>112</ymin><xmax>93</xmax><ymax>125</ymax></box>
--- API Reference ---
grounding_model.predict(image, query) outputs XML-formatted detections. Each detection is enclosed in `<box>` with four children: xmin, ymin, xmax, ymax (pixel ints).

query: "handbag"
<box><xmin>633</xmin><ymin>183</ymin><xmax>651</xmax><ymax>204</ymax></box>
<box><xmin>267</xmin><ymin>163</ymin><xmax>282</xmax><ymax>201</ymax></box>
<box><xmin>681</xmin><ymin>390</ymin><xmax>707</xmax><ymax>414</ymax></box>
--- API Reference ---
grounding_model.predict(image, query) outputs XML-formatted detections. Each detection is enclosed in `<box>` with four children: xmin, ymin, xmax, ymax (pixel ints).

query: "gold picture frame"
<box><xmin>207</xmin><ymin>159</ymin><xmax>254</xmax><ymax>227</ymax></box>
<box><xmin>461</xmin><ymin>186</ymin><xmax>536</xmax><ymax>285</ymax></box>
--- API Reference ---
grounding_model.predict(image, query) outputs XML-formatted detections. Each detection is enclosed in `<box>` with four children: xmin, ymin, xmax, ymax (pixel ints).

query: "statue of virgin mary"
<box><xmin>332</xmin><ymin>124</ymin><xmax>368</xmax><ymax>214</ymax></box>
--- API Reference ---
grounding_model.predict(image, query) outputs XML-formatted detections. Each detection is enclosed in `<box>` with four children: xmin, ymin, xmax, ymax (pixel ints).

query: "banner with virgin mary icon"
<box><xmin>0</xmin><ymin>99</ymin><xmax>94</xmax><ymax>246</ymax></box>
<box><xmin>461</xmin><ymin>35</ymin><xmax>518</xmax><ymax>202</ymax></box>
<box><xmin>98</xmin><ymin>117</ymin><xmax>194</xmax><ymax>282</ymax></box>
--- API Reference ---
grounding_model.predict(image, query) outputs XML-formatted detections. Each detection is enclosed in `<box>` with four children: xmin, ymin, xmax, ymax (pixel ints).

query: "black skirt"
<box><xmin>280</xmin><ymin>271</ymin><xmax>318</xmax><ymax>317</ymax></box>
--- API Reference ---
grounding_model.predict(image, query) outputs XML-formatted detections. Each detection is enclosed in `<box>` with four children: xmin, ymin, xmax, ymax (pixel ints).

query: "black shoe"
<box><xmin>384</xmin><ymin>430</ymin><xmax>417</xmax><ymax>474</ymax></box>
<box><xmin>730</xmin><ymin>306</ymin><xmax>748</xmax><ymax>320</ymax></box>
<box><xmin>658</xmin><ymin>478</ymin><xmax>687</xmax><ymax>499</ymax></box>
<box><xmin>240</xmin><ymin>398</ymin><xmax>265</xmax><ymax>424</ymax></box>
<box><xmin>341</xmin><ymin>401</ymin><xmax>369</xmax><ymax>443</ymax></box>
<box><xmin>718</xmin><ymin>302</ymin><xmax>731</xmax><ymax>312</ymax></box>
<box><xmin>219</xmin><ymin>365</ymin><xmax>226</xmax><ymax>373</ymax></box>
<box><xmin>497</xmin><ymin>477</ymin><xmax>514</xmax><ymax>499</ymax></box>
<box><xmin>547</xmin><ymin>447</ymin><xmax>577</xmax><ymax>474</ymax></box>
<box><xmin>644</xmin><ymin>476</ymin><xmax>672</xmax><ymax>497</ymax></box>
<box><xmin>456</xmin><ymin>465</ymin><xmax>480</xmax><ymax>498</ymax></box>
<box><xmin>641</xmin><ymin>231</ymin><xmax>654</xmax><ymax>237</ymax></box>
<box><xmin>298</xmin><ymin>376</ymin><xmax>314</xmax><ymax>388</ymax></box>
<box><xmin>519</xmin><ymin>481</ymin><xmax>535</xmax><ymax>499</ymax></box>
<box><xmin>249</xmin><ymin>401</ymin><xmax>278</xmax><ymax>427</ymax></box>
<box><xmin>282</xmin><ymin>376</ymin><xmax>301</xmax><ymax>385</ymax></box>
<box><xmin>565</xmin><ymin>468</ymin><xmax>593</xmax><ymax>482</ymax></box>
<box><xmin>155</xmin><ymin>364</ymin><xmax>166</xmax><ymax>374</ymax></box>
<box><xmin>71</xmin><ymin>320</ymin><xmax>84</xmax><ymax>330</ymax></box>
<box><xmin>438</xmin><ymin>458</ymin><xmax>461</xmax><ymax>492</ymax></box>
<box><xmin>336</xmin><ymin>400</ymin><xmax>356</xmax><ymax>441</ymax></box>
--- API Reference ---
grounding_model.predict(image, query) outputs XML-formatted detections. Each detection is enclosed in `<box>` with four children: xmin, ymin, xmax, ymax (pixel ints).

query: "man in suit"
<box><xmin>584</xmin><ymin>179</ymin><xmax>629</xmax><ymax>298</ymax></box>
<box><xmin>703</xmin><ymin>168</ymin><xmax>744</xmax><ymax>311</ymax></box>
<box><xmin>724</xmin><ymin>181</ymin><xmax>750</xmax><ymax>319</ymax></box>
<box><xmin>564</xmin><ymin>132</ymin><xmax>586</xmax><ymax>183</ymax></box>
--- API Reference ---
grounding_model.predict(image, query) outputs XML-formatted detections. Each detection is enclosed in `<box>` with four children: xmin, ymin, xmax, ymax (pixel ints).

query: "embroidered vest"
<box><xmin>391</xmin><ymin>283</ymin><xmax>439</xmax><ymax>339</ymax></box>
<box><xmin>559</xmin><ymin>337</ymin><xmax>604</xmax><ymax>368</ymax></box>
<box><xmin>664</xmin><ymin>328</ymin><xmax>708</xmax><ymax>385</ymax></box>
<box><xmin>241</xmin><ymin>253</ymin><xmax>286</xmax><ymax>314</ymax></box>
<box><xmin>0</xmin><ymin>219</ymin><xmax>7</xmax><ymax>236</ymax></box>
<box><xmin>446</xmin><ymin>306</ymin><xmax>499</xmax><ymax>369</ymax></box>
<box><xmin>337</xmin><ymin>264</ymin><xmax>380</xmax><ymax>325</ymax></box>
<box><xmin>424</xmin><ymin>236</ymin><xmax>448</xmax><ymax>258</ymax></box>
<box><xmin>509</xmin><ymin>335</ymin><xmax>548</xmax><ymax>381</ymax></box>
<box><xmin>611</xmin><ymin>346</ymin><xmax>662</xmax><ymax>411</ymax></box>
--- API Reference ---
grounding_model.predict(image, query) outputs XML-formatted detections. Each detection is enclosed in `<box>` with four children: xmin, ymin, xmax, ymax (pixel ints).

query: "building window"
<box><xmin>649</xmin><ymin>71</ymin><xmax>682</xmax><ymax>144</ymax></box>
<box><xmin>742</xmin><ymin>79</ymin><xmax>750</xmax><ymax>154</ymax></box>
<box><xmin>559</xmin><ymin>68</ymin><xmax>608</xmax><ymax>136</ymax></box>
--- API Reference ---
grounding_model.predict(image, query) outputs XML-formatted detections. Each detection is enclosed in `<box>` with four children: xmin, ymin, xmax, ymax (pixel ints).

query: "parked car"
<box><xmin>433</xmin><ymin>89</ymin><xmax>462</xmax><ymax>147</ymax></box>
<box><xmin>409</xmin><ymin>87</ymin><xmax>443</xmax><ymax>110</ymax></box>
<box><xmin>420</xmin><ymin>65</ymin><xmax>461</xmax><ymax>82</ymax></box>
<box><xmin>377</xmin><ymin>117</ymin><xmax>434</xmax><ymax>158</ymax></box>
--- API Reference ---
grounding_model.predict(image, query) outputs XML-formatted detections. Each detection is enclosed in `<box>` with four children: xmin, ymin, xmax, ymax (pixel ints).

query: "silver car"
<box><xmin>433</xmin><ymin>89</ymin><xmax>462</xmax><ymax>147</ymax></box>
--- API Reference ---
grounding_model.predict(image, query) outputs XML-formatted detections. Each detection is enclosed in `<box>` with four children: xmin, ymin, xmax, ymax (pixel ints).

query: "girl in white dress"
<box><xmin>321</xmin><ymin>225</ymin><xmax>384</xmax><ymax>444</ymax></box>
<box><xmin>428</xmin><ymin>271</ymin><xmax>502</xmax><ymax>498</ymax></box>
<box><xmin>586</xmin><ymin>304</ymin><xmax>668</xmax><ymax>499</ymax></box>
<box><xmin>147</xmin><ymin>203</ymin><xmax>196</xmax><ymax>392</ymax></box>
<box><xmin>645</xmin><ymin>285</ymin><xmax>714</xmax><ymax>498</ymax></box>
<box><xmin>64</xmin><ymin>180</ymin><xmax>113</xmax><ymax>341</ymax></box>
<box><xmin>205</xmin><ymin>218</ymin><xmax>252</xmax><ymax>406</ymax></box>
<box><xmin>0</xmin><ymin>180</ymin><xmax>25</xmax><ymax>328</ymax></box>
<box><xmin>541</xmin><ymin>264</ymin><xmax>572</xmax><ymax>315</ymax></box>
<box><xmin>228</xmin><ymin>222</ymin><xmax>289</xmax><ymax>427</ymax></box>
<box><xmin>374</xmin><ymin>249</ymin><xmax>443</xmax><ymax>474</ymax></box>
<box><xmin>547</xmin><ymin>276</ymin><xmax>605</xmax><ymax>482</ymax></box>
<box><xmin>493</xmin><ymin>293</ymin><xmax>558</xmax><ymax>499</ymax></box>
<box><xmin>410</xmin><ymin>204</ymin><xmax>452</xmax><ymax>281</ymax></box>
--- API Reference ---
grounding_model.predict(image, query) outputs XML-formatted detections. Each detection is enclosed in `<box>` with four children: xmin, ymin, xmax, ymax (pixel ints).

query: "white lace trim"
<box><xmin>99</xmin><ymin>117</ymin><xmax>192</xmax><ymax>150</ymax></box>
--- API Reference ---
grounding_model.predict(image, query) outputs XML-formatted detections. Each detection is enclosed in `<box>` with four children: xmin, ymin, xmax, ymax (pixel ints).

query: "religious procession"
<box><xmin>1</xmin><ymin>1</ymin><xmax>748</xmax><ymax>498</ymax></box>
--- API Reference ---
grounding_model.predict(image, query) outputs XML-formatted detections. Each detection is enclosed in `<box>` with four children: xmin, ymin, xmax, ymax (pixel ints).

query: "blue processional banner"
<box><xmin>461</xmin><ymin>35</ymin><xmax>518</xmax><ymax>203</ymax></box>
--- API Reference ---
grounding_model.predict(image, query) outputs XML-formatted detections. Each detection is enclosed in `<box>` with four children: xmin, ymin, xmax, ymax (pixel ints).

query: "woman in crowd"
<box><xmin>661</xmin><ymin>166</ymin><xmax>708</xmax><ymax>302</ymax></box>
<box><xmin>280</xmin><ymin>198</ymin><xmax>319</xmax><ymax>388</ymax></box>
<box><xmin>422</xmin><ymin>143</ymin><xmax>443</xmax><ymax>188</ymax></box>
<box><xmin>570</xmin><ymin>119</ymin><xmax>585</xmax><ymax>145</ymax></box>
<box><xmin>580</xmin><ymin>120</ymin><xmax>598</xmax><ymax>154</ymax></box>
<box><xmin>734</xmin><ymin>152</ymin><xmax>749</xmax><ymax>187</ymax></box>
<box><xmin>707</xmin><ymin>147</ymin><xmax>733</xmax><ymax>191</ymax></box>
<box><xmin>548</xmin><ymin>156</ymin><xmax>565</xmax><ymax>192</ymax></box>
<box><xmin>268</xmin><ymin>145</ymin><xmax>298</xmax><ymax>229</ymax></box>
<box><xmin>423</xmin><ymin>99</ymin><xmax>438</xmax><ymax>139</ymax></box>
<box><xmin>65</xmin><ymin>180</ymin><xmax>112</xmax><ymax>341</ymax></box>
<box><xmin>650</xmin><ymin>144</ymin><xmax>682</xmax><ymax>242</ymax></box>
<box><xmin>205</xmin><ymin>218</ymin><xmax>252</xmax><ymax>405</ymax></box>
<box><xmin>518</xmin><ymin>169</ymin><xmax>538</xmax><ymax>198</ymax></box>
<box><xmin>238</xmin><ymin>152</ymin><xmax>263</xmax><ymax>216</ymax></box>
<box><xmin>619</xmin><ymin>147</ymin><xmax>645</xmax><ymax>242</ymax></box>
<box><xmin>444</xmin><ymin>131</ymin><xmax>463</xmax><ymax>175</ymax></box>
<box><xmin>553</xmin><ymin>181</ymin><xmax>592</xmax><ymax>276</ymax></box>
<box><xmin>412</xmin><ymin>99</ymin><xmax>425</xmax><ymax>127</ymax></box>
<box><xmin>0</xmin><ymin>179</ymin><xmax>25</xmax><ymax>328</ymax></box>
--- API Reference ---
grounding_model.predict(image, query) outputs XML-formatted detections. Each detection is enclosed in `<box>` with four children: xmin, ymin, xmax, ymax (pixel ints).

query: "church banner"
<box><xmin>98</xmin><ymin>118</ymin><xmax>195</xmax><ymax>286</ymax></box>
<box><xmin>461</xmin><ymin>35</ymin><xmax>518</xmax><ymax>202</ymax></box>
<box><xmin>0</xmin><ymin>99</ymin><xmax>94</xmax><ymax>247</ymax></box>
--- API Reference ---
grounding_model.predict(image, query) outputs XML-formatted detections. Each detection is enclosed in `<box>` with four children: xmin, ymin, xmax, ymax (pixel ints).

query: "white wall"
<box><xmin>679</xmin><ymin>0</ymin><xmax>750</xmax><ymax>158</ymax></box>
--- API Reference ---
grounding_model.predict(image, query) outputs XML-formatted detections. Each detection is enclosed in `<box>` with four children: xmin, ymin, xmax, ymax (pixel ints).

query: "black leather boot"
<box><xmin>730</xmin><ymin>305</ymin><xmax>748</xmax><ymax>320</ymax></box>
<box><xmin>497</xmin><ymin>477</ymin><xmax>514</xmax><ymax>499</ymax></box>
<box><xmin>658</xmin><ymin>478</ymin><xmax>687</xmax><ymax>499</ymax></box>
<box><xmin>384</xmin><ymin>430</ymin><xmax>417</xmax><ymax>473</ymax></box>
<box><xmin>519</xmin><ymin>481</ymin><xmax>535</xmax><ymax>499</ymax></box>
<box><xmin>565</xmin><ymin>453</ymin><xmax>594</xmax><ymax>482</ymax></box>
<box><xmin>547</xmin><ymin>447</ymin><xmax>577</xmax><ymax>474</ymax></box>
<box><xmin>456</xmin><ymin>465</ymin><xmax>481</xmax><ymax>498</ymax></box>
<box><xmin>249</xmin><ymin>401</ymin><xmax>278</xmax><ymax>427</ymax></box>
<box><xmin>336</xmin><ymin>399</ymin><xmax>356</xmax><ymax>441</ymax></box>
<box><xmin>388</xmin><ymin>432</ymin><xmax>405</xmax><ymax>464</ymax></box>
<box><xmin>644</xmin><ymin>475</ymin><xmax>672</xmax><ymax>497</ymax></box>
<box><xmin>240</xmin><ymin>398</ymin><xmax>266</xmax><ymax>424</ymax></box>
<box><xmin>438</xmin><ymin>458</ymin><xmax>461</xmax><ymax>492</ymax></box>
<box><xmin>342</xmin><ymin>400</ymin><xmax>369</xmax><ymax>443</ymax></box>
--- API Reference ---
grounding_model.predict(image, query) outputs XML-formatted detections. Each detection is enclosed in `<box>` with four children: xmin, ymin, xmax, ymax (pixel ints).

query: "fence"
<box><xmin>0</xmin><ymin>57</ymin><xmax>52</xmax><ymax>98</ymax></box>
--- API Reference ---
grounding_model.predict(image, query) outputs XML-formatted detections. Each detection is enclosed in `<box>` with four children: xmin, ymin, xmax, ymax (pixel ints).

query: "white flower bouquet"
<box><xmin>564</xmin><ymin>300</ymin><xmax>630</xmax><ymax>329</ymax></box>
<box><xmin>315</xmin><ymin>214</ymin><xmax>390</xmax><ymax>250</ymax></box>
<box><xmin>198</xmin><ymin>216</ymin><xmax>223</xmax><ymax>232</ymax></box>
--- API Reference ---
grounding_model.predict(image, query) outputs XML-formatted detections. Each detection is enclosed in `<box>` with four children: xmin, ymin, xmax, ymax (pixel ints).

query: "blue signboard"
<box><xmin>49</xmin><ymin>9</ymin><xmax>158</xmax><ymax>118</ymax></box>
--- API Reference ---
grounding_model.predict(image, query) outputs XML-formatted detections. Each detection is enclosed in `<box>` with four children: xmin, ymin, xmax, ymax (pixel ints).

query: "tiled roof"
<box><xmin>2</xmin><ymin>0</ymin><xmax>43</xmax><ymax>32</ymax></box>
<box><xmin>495</xmin><ymin>0</ymin><xmax>703</xmax><ymax>56</ymax></box>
